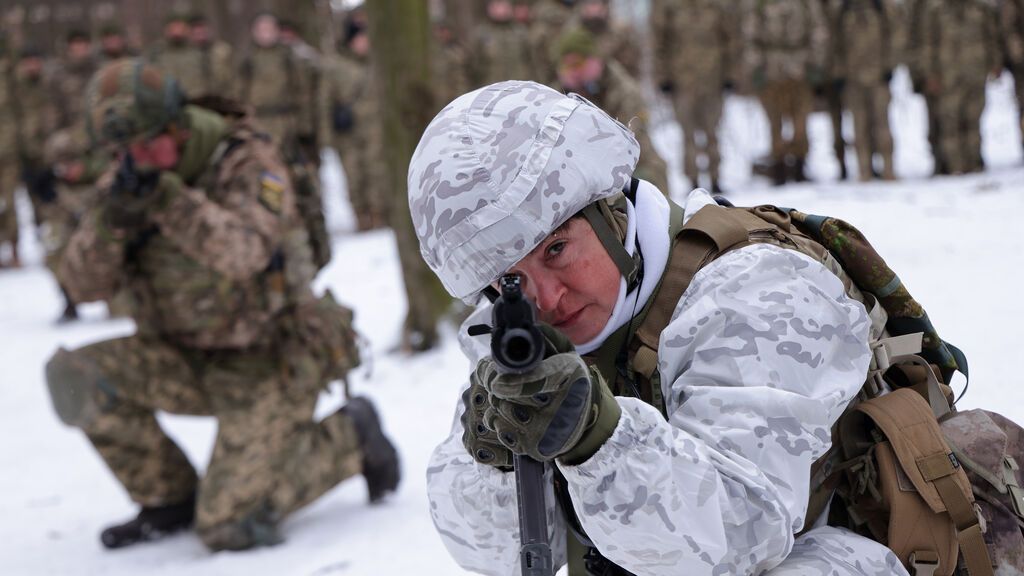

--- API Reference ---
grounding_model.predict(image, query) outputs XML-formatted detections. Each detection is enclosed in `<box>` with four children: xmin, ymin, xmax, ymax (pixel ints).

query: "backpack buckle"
<box><xmin>909</xmin><ymin>551</ymin><xmax>940</xmax><ymax>576</ymax></box>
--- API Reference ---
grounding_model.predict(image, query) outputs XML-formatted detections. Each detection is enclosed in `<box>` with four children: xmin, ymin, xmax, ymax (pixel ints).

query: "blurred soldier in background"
<box><xmin>35</xmin><ymin>125</ymin><xmax>106</xmax><ymax>322</ymax></box>
<box><xmin>556</xmin><ymin>28</ymin><xmax>670</xmax><ymax>193</ymax></box>
<box><xmin>529</xmin><ymin>0</ymin><xmax>575</xmax><ymax>85</ymax></box>
<box><xmin>0</xmin><ymin>37</ymin><xmax>20</xmax><ymax>268</ymax></box>
<box><xmin>820</xmin><ymin>0</ymin><xmax>849</xmax><ymax>180</ymax></box>
<box><xmin>52</xmin><ymin>30</ymin><xmax>97</xmax><ymax>131</ymax></box>
<box><xmin>836</xmin><ymin>0</ymin><xmax>896</xmax><ymax>181</ymax></box>
<box><xmin>237</xmin><ymin>13</ymin><xmax>330</xmax><ymax>269</ymax></box>
<box><xmin>188</xmin><ymin>13</ymin><xmax>234</xmax><ymax>93</ymax></box>
<box><xmin>14</xmin><ymin>47</ymin><xmax>58</xmax><ymax>258</ymax></box>
<box><xmin>921</xmin><ymin>0</ymin><xmax>1001</xmax><ymax>175</ymax></box>
<box><xmin>575</xmin><ymin>0</ymin><xmax>642</xmax><ymax>79</ymax></box>
<box><xmin>745</xmin><ymin>0</ymin><xmax>828</xmax><ymax>185</ymax></box>
<box><xmin>44</xmin><ymin>59</ymin><xmax>399</xmax><ymax>552</ymax></box>
<box><xmin>471</xmin><ymin>0</ymin><xmax>536</xmax><ymax>86</ymax></box>
<box><xmin>1001</xmin><ymin>0</ymin><xmax>1024</xmax><ymax>156</ymax></box>
<box><xmin>146</xmin><ymin>13</ymin><xmax>212</xmax><ymax>98</ymax></box>
<box><xmin>431</xmin><ymin>16</ymin><xmax>472</xmax><ymax>115</ymax></box>
<box><xmin>324</xmin><ymin>11</ymin><xmax>389</xmax><ymax>231</ymax></box>
<box><xmin>98</xmin><ymin>24</ymin><xmax>132</xmax><ymax>62</ymax></box>
<box><xmin>905</xmin><ymin>0</ymin><xmax>946</xmax><ymax>174</ymax></box>
<box><xmin>652</xmin><ymin>0</ymin><xmax>735</xmax><ymax>193</ymax></box>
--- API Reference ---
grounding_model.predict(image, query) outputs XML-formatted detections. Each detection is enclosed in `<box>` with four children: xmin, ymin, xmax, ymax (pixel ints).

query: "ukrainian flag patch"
<box><xmin>259</xmin><ymin>171</ymin><xmax>286</xmax><ymax>213</ymax></box>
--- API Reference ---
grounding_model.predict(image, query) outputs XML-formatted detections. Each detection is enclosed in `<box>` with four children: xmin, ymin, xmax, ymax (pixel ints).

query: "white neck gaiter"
<box><xmin>575</xmin><ymin>180</ymin><xmax>672</xmax><ymax>355</ymax></box>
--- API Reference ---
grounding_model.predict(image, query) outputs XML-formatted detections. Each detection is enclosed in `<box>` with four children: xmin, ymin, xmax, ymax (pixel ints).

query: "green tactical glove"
<box><xmin>461</xmin><ymin>379</ymin><xmax>514</xmax><ymax>470</ymax></box>
<box><xmin>475</xmin><ymin>350</ymin><xmax>621</xmax><ymax>466</ymax></box>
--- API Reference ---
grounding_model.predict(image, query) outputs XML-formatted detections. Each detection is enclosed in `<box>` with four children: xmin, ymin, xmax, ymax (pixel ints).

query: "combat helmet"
<box><xmin>85</xmin><ymin>58</ymin><xmax>186</xmax><ymax>146</ymax></box>
<box><xmin>407</xmin><ymin>80</ymin><xmax>640</xmax><ymax>303</ymax></box>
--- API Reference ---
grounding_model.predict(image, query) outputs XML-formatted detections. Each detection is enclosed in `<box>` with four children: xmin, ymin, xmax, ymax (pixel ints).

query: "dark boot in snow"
<box><xmin>100</xmin><ymin>494</ymin><xmax>196</xmax><ymax>549</ymax></box>
<box><xmin>343</xmin><ymin>396</ymin><xmax>401</xmax><ymax>503</ymax></box>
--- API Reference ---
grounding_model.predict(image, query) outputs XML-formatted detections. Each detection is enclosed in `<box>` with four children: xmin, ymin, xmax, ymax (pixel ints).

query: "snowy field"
<box><xmin>2</xmin><ymin>69</ymin><xmax>1023</xmax><ymax>575</ymax></box>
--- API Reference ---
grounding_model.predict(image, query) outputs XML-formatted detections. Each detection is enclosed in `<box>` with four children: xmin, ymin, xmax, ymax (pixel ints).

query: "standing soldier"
<box><xmin>529</xmin><ymin>0</ymin><xmax>575</xmax><ymax>85</ymax></box>
<box><xmin>921</xmin><ymin>0</ymin><xmax>1001</xmax><ymax>174</ymax></box>
<box><xmin>471</xmin><ymin>0</ymin><xmax>536</xmax><ymax>86</ymax></box>
<box><xmin>836</xmin><ymin>0</ymin><xmax>896</xmax><ymax>181</ymax></box>
<box><xmin>0</xmin><ymin>38</ymin><xmax>20</xmax><ymax>268</ymax></box>
<box><xmin>236</xmin><ymin>14</ymin><xmax>330</xmax><ymax>269</ymax></box>
<box><xmin>431</xmin><ymin>17</ymin><xmax>472</xmax><ymax>115</ymax></box>
<box><xmin>905</xmin><ymin>0</ymin><xmax>946</xmax><ymax>173</ymax></box>
<box><xmin>323</xmin><ymin>15</ymin><xmax>388</xmax><ymax>231</ymax></box>
<box><xmin>51</xmin><ymin>30</ymin><xmax>97</xmax><ymax>131</ymax></box>
<box><xmin>575</xmin><ymin>0</ymin><xmax>642</xmax><ymax>79</ymax></box>
<box><xmin>98</xmin><ymin>24</ymin><xmax>132</xmax><ymax>63</ymax></box>
<box><xmin>146</xmin><ymin>13</ymin><xmax>210</xmax><ymax>98</ymax></box>
<box><xmin>556</xmin><ymin>28</ymin><xmax>670</xmax><ymax>193</ymax></box>
<box><xmin>746</xmin><ymin>0</ymin><xmax>828</xmax><ymax>185</ymax></box>
<box><xmin>45</xmin><ymin>60</ymin><xmax>399</xmax><ymax>551</ymax></box>
<box><xmin>188</xmin><ymin>13</ymin><xmax>234</xmax><ymax>94</ymax></box>
<box><xmin>36</xmin><ymin>125</ymin><xmax>107</xmax><ymax>322</ymax></box>
<box><xmin>1001</xmin><ymin>0</ymin><xmax>1024</xmax><ymax>156</ymax></box>
<box><xmin>14</xmin><ymin>47</ymin><xmax>58</xmax><ymax>254</ymax></box>
<box><xmin>652</xmin><ymin>0</ymin><xmax>736</xmax><ymax>193</ymax></box>
<box><xmin>820</xmin><ymin>0</ymin><xmax>849</xmax><ymax>180</ymax></box>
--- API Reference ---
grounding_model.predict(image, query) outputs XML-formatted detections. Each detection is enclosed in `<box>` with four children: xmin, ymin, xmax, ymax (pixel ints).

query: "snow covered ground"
<box><xmin>2</xmin><ymin>69</ymin><xmax>1023</xmax><ymax>575</ymax></box>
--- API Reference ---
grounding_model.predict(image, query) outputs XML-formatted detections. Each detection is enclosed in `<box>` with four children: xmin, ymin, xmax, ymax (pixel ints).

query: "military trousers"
<box><xmin>844</xmin><ymin>81</ymin><xmax>895</xmax><ymax>181</ymax></box>
<box><xmin>759</xmin><ymin>78</ymin><xmax>814</xmax><ymax>162</ymax></box>
<box><xmin>332</xmin><ymin>130</ymin><xmax>389</xmax><ymax>231</ymax></box>
<box><xmin>45</xmin><ymin>333</ymin><xmax>363</xmax><ymax>551</ymax></box>
<box><xmin>673</xmin><ymin>88</ymin><xmax>724</xmax><ymax>187</ymax></box>
<box><xmin>934</xmin><ymin>77</ymin><xmax>987</xmax><ymax>174</ymax></box>
<box><xmin>0</xmin><ymin>159</ymin><xmax>20</xmax><ymax>247</ymax></box>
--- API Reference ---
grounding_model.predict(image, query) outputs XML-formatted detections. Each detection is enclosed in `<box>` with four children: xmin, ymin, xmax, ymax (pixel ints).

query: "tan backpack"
<box><xmin>592</xmin><ymin>198</ymin><xmax>1024</xmax><ymax>576</ymax></box>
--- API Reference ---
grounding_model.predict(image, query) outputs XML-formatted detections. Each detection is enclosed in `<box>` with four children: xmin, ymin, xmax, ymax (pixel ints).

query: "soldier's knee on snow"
<box><xmin>196</xmin><ymin>509</ymin><xmax>282</xmax><ymax>552</ymax></box>
<box><xmin>45</xmin><ymin>348</ymin><xmax>111</xmax><ymax>429</ymax></box>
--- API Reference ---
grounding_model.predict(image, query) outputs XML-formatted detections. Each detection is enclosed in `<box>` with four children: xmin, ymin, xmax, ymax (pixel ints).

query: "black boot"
<box><xmin>100</xmin><ymin>494</ymin><xmax>196</xmax><ymax>549</ymax></box>
<box><xmin>57</xmin><ymin>287</ymin><xmax>78</xmax><ymax>324</ymax></box>
<box><xmin>792</xmin><ymin>157</ymin><xmax>809</xmax><ymax>182</ymax></box>
<box><xmin>343</xmin><ymin>397</ymin><xmax>400</xmax><ymax>503</ymax></box>
<box><xmin>771</xmin><ymin>160</ymin><xmax>787</xmax><ymax>187</ymax></box>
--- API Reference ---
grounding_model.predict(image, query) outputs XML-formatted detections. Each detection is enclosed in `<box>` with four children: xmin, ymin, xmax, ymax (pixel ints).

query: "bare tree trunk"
<box><xmin>364</xmin><ymin>0</ymin><xmax>450</xmax><ymax>352</ymax></box>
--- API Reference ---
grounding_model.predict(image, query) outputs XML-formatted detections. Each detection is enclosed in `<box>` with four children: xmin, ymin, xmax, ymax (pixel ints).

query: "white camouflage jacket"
<box><xmin>426</xmin><ymin>188</ymin><xmax>908</xmax><ymax>576</ymax></box>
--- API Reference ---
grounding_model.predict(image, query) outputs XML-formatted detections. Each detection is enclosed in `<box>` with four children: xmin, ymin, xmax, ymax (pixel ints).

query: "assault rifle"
<box><xmin>472</xmin><ymin>274</ymin><xmax>553</xmax><ymax>576</ymax></box>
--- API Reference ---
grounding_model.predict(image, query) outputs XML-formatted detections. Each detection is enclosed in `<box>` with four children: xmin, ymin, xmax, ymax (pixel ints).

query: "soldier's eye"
<box><xmin>545</xmin><ymin>240</ymin><xmax>567</xmax><ymax>259</ymax></box>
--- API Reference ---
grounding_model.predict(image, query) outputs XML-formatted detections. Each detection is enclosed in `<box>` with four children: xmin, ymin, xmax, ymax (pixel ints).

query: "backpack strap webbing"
<box><xmin>631</xmin><ymin>204</ymin><xmax>769</xmax><ymax>376</ymax></box>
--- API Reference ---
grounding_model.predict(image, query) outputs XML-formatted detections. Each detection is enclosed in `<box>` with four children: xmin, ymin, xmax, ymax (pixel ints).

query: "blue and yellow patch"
<box><xmin>258</xmin><ymin>171</ymin><xmax>286</xmax><ymax>213</ymax></box>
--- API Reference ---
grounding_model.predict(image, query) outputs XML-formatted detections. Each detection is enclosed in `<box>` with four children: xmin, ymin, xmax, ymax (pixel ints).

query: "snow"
<box><xmin>2</xmin><ymin>69</ymin><xmax>1023</xmax><ymax>574</ymax></box>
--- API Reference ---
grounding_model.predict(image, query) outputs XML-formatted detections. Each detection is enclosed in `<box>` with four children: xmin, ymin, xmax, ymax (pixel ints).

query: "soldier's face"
<box><xmin>558</xmin><ymin>54</ymin><xmax>604</xmax><ymax>90</ymax></box>
<box><xmin>487</xmin><ymin>1</ymin><xmax>514</xmax><ymax>22</ymax></box>
<box><xmin>128</xmin><ymin>134</ymin><xmax>180</xmax><ymax>172</ymax></box>
<box><xmin>191</xmin><ymin>24</ymin><xmax>211</xmax><ymax>45</ymax></box>
<box><xmin>502</xmin><ymin>217</ymin><xmax>620</xmax><ymax>345</ymax></box>
<box><xmin>102</xmin><ymin>35</ymin><xmax>125</xmax><ymax>55</ymax></box>
<box><xmin>165</xmin><ymin>21</ymin><xmax>190</xmax><ymax>42</ymax></box>
<box><xmin>252</xmin><ymin>16</ymin><xmax>280</xmax><ymax>47</ymax></box>
<box><xmin>67</xmin><ymin>40</ymin><xmax>91</xmax><ymax>61</ymax></box>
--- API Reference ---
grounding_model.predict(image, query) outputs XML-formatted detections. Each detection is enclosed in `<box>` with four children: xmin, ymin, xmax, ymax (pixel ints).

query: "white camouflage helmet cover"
<box><xmin>408</xmin><ymin>80</ymin><xmax>640</xmax><ymax>302</ymax></box>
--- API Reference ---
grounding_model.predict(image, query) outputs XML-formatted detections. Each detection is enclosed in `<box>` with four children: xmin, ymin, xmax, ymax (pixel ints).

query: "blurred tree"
<box><xmin>364</xmin><ymin>0</ymin><xmax>450</xmax><ymax>352</ymax></box>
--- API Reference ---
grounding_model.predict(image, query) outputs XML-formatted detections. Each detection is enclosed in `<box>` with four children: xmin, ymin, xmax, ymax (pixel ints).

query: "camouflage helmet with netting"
<box><xmin>407</xmin><ymin>80</ymin><xmax>640</xmax><ymax>303</ymax></box>
<box><xmin>85</xmin><ymin>58</ymin><xmax>186</xmax><ymax>146</ymax></box>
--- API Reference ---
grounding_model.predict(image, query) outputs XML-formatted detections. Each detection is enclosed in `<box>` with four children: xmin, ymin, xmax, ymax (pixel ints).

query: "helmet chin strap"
<box><xmin>581</xmin><ymin>179</ymin><xmax>643</xmax><ymax>293</ymax></box>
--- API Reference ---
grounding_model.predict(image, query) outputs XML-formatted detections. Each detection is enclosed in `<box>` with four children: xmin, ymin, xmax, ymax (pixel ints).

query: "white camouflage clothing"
<box><xmin>426</xmin><ymin>188</ymin><xmax>909</xmax><ymax>575</ymax></box>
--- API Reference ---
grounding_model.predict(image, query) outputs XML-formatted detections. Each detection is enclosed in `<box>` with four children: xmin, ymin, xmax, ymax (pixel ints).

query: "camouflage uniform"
<box><xmin>50</xmin><ymin>56</ymin><xmax>98</xmax><ymax>130</ymax></box>
<box><xmin>147</xmin><ymin>39</ymin><xmax>228</xmax><ymax>99</ymax></box>
<box><xmin>323</xmin><ymin>50</ymin><xmax>389</xmax><ymax>231</ymax></box>
<box><xmin>835</xmin><ymin>0</ymin><xmax>896</xmax><ymax>181</ymax></box>
<box><xmin>904</xmin><ymin>0</ymin><xmax>945</xmax><ymax>173</ymax></box>
<box><xmin>409</xmin><ymin>82</ymin><xmax>907</xmax><ymax>575</ymax></box>
<box><xmin>0</xmin><ymin>57</ymin><xmax>20</xmax><ymax>265</ymax></box>
<box><xmin>921</xmin><ymin>0</ymin><xmax>1001</xmax><ymax>174</ymax></box>
<box><xmin>528</xmin><ymin>0</ymin><xmax>576</xmax><ymax>85</ymax></box>
<box><xmin>470</xmin><ymin>19</ymin><xmax>537</xmax><ymax>86</ymax></box>
<box><xmin>745</xmin><ymin>0</ymin><xmax>828</xmax><ymax>182</ymax></box>
<box><xmin>431</xmin><ymin>25</ymin><xmax>472</xmax><ymax>112</ymax></box>
<box><xmin>652</xmin><ymin>0</ymin><xmax>736</xmax><ymax>191</ymax></box>
<box><xmin>236</xmin><ymin>42</ymin><xmax>330</xmax><ymax>268</ymax></box>
<box><xmin>45</xmin><ymin>61</ymin><xmax>376</xmax><ymax>551</ymax></box>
